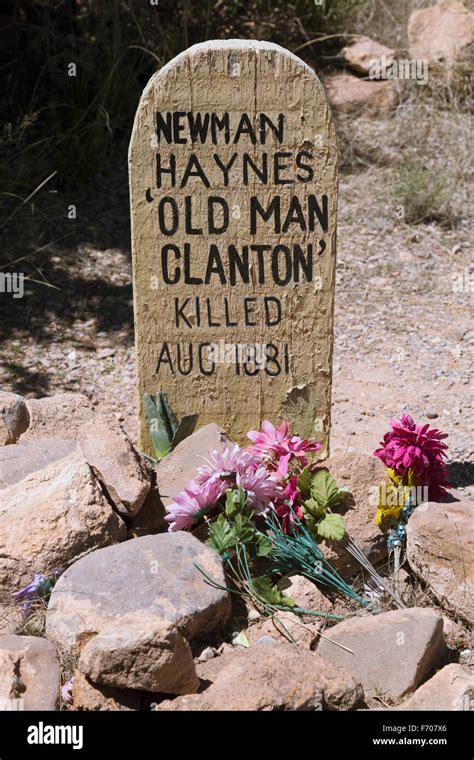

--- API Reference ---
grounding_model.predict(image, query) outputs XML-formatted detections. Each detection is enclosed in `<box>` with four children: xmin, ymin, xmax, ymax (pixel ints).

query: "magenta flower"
<box><xmin>247</xmin><ymin>419</ymin><xmax>321</xmax><ymax>475</ymax></box>
<box><xmin>165</xmin><ymin>477</ymin><xmax>227</xmax><ymax>532</ymax></box>
<box><xmin>274</xmin><ymin>476</ymin><xmax>303</xmax><ymax>533</ymax></box>
<box><xmin>374</xmin><ymin>414</ymin><xmax>450</xmax><ymax>500</ymax></box>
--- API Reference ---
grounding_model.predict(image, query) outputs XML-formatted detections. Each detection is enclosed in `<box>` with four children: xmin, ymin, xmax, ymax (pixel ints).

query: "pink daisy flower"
<box><xmin>247</xmin><ymin>419</ymin><xmax>321</xmax><ymax>475</ymax></box>
<box><xmin>165</xmin><ymin>477</ymin><xmax>227</xmax><ymax>532</ymax></box>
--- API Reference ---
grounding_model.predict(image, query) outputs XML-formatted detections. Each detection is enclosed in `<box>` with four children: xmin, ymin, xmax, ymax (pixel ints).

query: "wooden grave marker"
<box><xmin>129</xmin><ymin>40</ymin><xmax>338</xmax><ymax>456</ymax></box>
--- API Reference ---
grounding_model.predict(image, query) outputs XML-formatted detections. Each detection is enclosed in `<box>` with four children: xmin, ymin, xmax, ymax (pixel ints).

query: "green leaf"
<box><xmin>158</xmin><ymin>392</ymin><xmax>178</xmax><ymax>441</ymax></box>
<box><xmin>143</xmin><ymin>393</ymin><xmax>171</xmax><ymax>459</ymax></box>
<box><xmin>171</xmin><ymin>414</ymin><xmax>199</xmax><ymax>450</ymax></box>
<box><xmin>225</xmin><ymin>487</ymin><xmax>247</xmax><ymax>518</ymax></box>
<box><xmin>252</xmin><ymin>576</ymin><xmax>297</xmax><ymax>608</ymax></box>
<box><xmin>297</xmin><ymin>465</ymin><xmax>313</xmax><ymax>498</ymax></box>
<box><xmin>315</xmin><ymin>512</ymin><xmax>346</xmax><ymax>542</ymax></box>
<box><xmin>255</xmin><ymin>532</ymin><xmax>273</xmax><ymax>557</ymax></box>
<box><xmin>234</xmin><ymin>514</ymin><xmax>255</xmax><ymax>544</ymax></box>
<box><xmin>206</xmin><ymin>515</ymin><xmax>237</xmax><ymax>555</ymax></box>
<box><xmin>310</xmin><ymin>468</ymin><xmax>343</xmax><ymax>511</ymax></box>
<box><xmin>302</xmin><ymin>497</ymin><xmax>327</xmax><ymax>520</ymax></box>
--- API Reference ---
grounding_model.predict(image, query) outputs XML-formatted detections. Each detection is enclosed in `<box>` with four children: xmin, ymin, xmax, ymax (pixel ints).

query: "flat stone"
<box><xmin>325</xmin><ymin>73</ymin><xmax>400</xmax><ymax>114</ymax></box>
<box><xmin>156</xmin><ymin>424</ymin><xmax>232</xmax><ymax>508</ymax></box>
<box><xmin>341</xmin><ymin>36</ymin><xmax>395</xmax><ymax>76</ymax></box>
<box><xmin>0</xmin><ymin>438</ymin><xmax>76</xmax><ymax>489</ymax></box>
<box><xmin>155</xmin><ymin>643</ymin><xmax>363</xmax><ymax>711</ymax></box>
<box><xmin>0</xmin><ymin>392</ymin><xmax>29</xmax><ymax>445</ymax></box>
<box><xmin>0</xmin><ymin>635</ymin><xmax>60</xmax><ymax>710</ymax></box>
<box><xmin>78</xmin><ymin>414</ymin><xmax>151</xmax><ymax>518</ymax></box>
<box><xmin>316</xmin><ymin>608</ymin><xmax>447</xmax><ymax>701</ymax></box>
<box><xmin>46</xmin><ymin>532</ymin><xmax>231</xmax><ymax>651</ymax></box>
<box><xmin>395</xmin><ymin>664</ymin><xmax>474</xmax><ymax>711</ymax></box>
<box><xmin>21</xmin><ymin>393</ymin><xmax>95</xmax><ymax>441</ymax></box>
<box><xmin>0</xmin><ymin>451</ymin><xmax>126</xmax><ymax>593</ymax></box>
<box><xmin>407</xmin><ymin>500</ymin><xmax>474</xmax><ymax>623</ymax></box>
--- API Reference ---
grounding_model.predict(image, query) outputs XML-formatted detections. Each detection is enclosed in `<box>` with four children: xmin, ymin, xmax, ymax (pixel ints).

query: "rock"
<box><xmin>341</xmin><ymin>36</ymin><xmax>395</xmax><ymax>76</ymax></box>
<box><xmin>248</xmin><ymin>613</ymin><xmax>323</xmax><ymax>649</ymax></box>
<box><xmin>195</xmin><ymin>646</ymin><xmax>216</xmax><ymax>663</ymax></box>
<box><xmin>442</xmin><ymin>615</ymin><xmax>466</xmax><ymax>645</ymax></box>
<box><xmin>0</xmin><ymin>451</ymin><xmax>126</xmax><ymax>592</ymax></box>
<box><xmin>78</xmin><ymin>415</ymin><xmax>151</xmax><ymax>518</ymax></box>
<box><xmin>317</xmin><ymin>453</ymin><xmax>389</xmax><ymax>575</ymax></box>
<box><xmin>316</xmin><ymin>608</ymin><xmax>447</xmax><ymax>701</ymax></box>
<box><xmin>21</xmin><ymin>393</ymin><xmax>95</xmax><ymax>441</ymax></box>
<box><xmin>72</xmin><ymin>670</ymin><xmax>141</xmax><ymax>711</ymax></box>
<box><xmin>127</xmin><ymin>485</ymin><xmax>167</xmax><ymax>538</ymax></box>
<box><xmin>324</xmin><ymin>74</ymin><xmax>399</xmax><ymax>115</ymax></box>
<box><xmin>255</xmin><ymin>636</ymin><xmax>278</xmax><ymax>646</ymax></box>
<box><xmin>46</xmin><ymin>532</ymin><xmax>231</xmax><ymax>651</ymax></box>
<box><xmin>406</xmin><ymin>501</ymin><xmax>474</xmax><ymax>623</ymax></box>
<box><xmin>0</xmin><ymin>438</ymin><xmax>76</xmax><ymax>489</ymax></box>
<box><xmin>277</xmin><ymin>575</ymin><xmax>334</xmax><ymax>613</ymax></box>
<box><xmin>156</xmin><ymin>423</ymin><xmax>232</xmax><ymax>508</ymax></box>
<box><xmin>0</xmin><ymin>392</ymin><xmax>29</xmax><ymax>445</ymax></box>
<box><xmin>395</xmin><ymin>664</ymin><xmax>474</xmax><ymax>711</ymax></box>
<box><xmin>408</xmin><ymin>0</ymin><xmax>474</xmax><ymax>79</ymax></box>
<box><xmin>156</xmin><ymin>644</ymin><xmax>363</xmax><ymax>711</ymax></box>
<box><xmin>0</xmin><ymin>635</ymin><xmax>60</xmax><ymax>710</ymax></box>
<box><xmin>78</xmin><ymin>613</ymin><xmax>198</xmax><ymax>695</ymax></box>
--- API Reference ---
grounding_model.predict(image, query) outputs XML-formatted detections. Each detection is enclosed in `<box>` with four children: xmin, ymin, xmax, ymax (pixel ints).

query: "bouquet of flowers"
<box><xmin>164</xmin><ymin>418</ymin><xmax>374</xmax><ymax>625</ymax></box>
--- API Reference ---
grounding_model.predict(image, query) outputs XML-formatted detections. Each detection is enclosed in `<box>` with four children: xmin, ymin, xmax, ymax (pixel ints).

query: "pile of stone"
<box><xmin>0</xmin><ymin>391</ymin><xmax>472</xmax><ymax>711</ymax></box>
<box><xmin>324</xmin><ymin>0</ymin><xmax>474</xmax><ymax>114</ymax></box>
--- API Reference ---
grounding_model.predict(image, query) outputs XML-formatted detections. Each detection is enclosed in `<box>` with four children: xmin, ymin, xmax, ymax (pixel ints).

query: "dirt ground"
<box><xmin>0</xmin><ymin>92</ymin><xmax>472</xmax><ymax>496</ymax></box>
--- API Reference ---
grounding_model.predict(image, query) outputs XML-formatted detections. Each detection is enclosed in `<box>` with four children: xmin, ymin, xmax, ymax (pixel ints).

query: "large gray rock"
<box><xmin>0</xmin><ymin>451</ymin><xmax>125</xmax><ymax>593</ymax></box>
<box><xmin>78</xmin><ymin>415</ymin><xmax>151</xmax><ymax>518</ymax></box>
<box><xmin>316</xmin><ymin>608</ymin><xmax>447</xmax><ymax>701</ymax></box>
<box><xmin>0</xmin><ymin>438</ymin><xmax>76</xmax><ymax>489</ymax></box>
<box><xmin>20</xmin><ymin>393</ymin><xmax>95</xmax><ymax>441</ymax></box>
<box><xmin>46</xmin><ymin>533</ymin><xmax>229</xmax><ymax>696</ymax></box>
<box><xmin>78</xmin><ymin>613</ymin><xmax>198</xmax><ymax>694</ymax></box>
<box><xmin>46</xmin><ymin>533</ymin><xmax>230</xmax><ymax>650</ymax></box>
<box><xmin>395</xmin><ymin>664</ymin><xmax>474</xmax><ymax>711</ymax></box>
<box><xmin>0</xmin><ymin>635</ymin><xmax>60</xmax><ymax>710</ymax></box>
<box><xmin>0</xmin><ymin>392</ymin><xmax>29</xmax><ymax>445</ymax></box>
<box><xmin>156</xmin><ymin>643</ymin><xmax>364</xmax><ymax>711</ymax></box>
<box><xmin>317</xmin><ymin>453</ymin><xmax>389</xmax><ymax>575</ymax></box>
<box><xmin>156</xmin><ymin>423</ymin><xmax>231</xmax><ymax>508</ymax></box>
<box><xmin>407</xmin><ymin>500</ymin><xmax>474</xmax><ymax>623</ymax></box>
